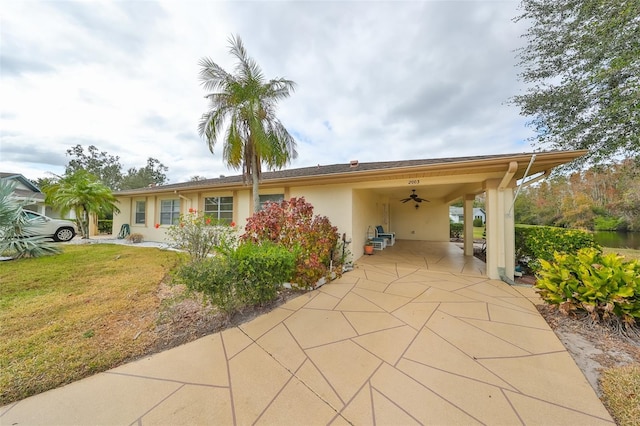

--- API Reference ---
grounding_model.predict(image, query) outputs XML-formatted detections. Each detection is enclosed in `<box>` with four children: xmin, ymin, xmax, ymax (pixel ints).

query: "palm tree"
<box><xmin>0</xmin><ymin>179</ymin><xmax>60</xmax><ymax>259</ymax></box>
<box><xmin>198</xmin><ymin>34</ymin><xmax>298</xmax><ymax>213</ymax></box>
<box><xmin>43</xmin><ymin>170</ymin><xmax>120</xmax><ymax>239</ymax></box>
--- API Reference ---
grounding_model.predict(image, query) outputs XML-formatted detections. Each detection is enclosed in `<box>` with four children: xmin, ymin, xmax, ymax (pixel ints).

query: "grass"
<box><xmin>603</xmin><ymin>246</ymin><xmax>640</xmax><ymax>262</ymax></box>
<box><xmin>600</xmin><ymin>364</ymin><xmax>640</xmax><ymax>426</ymax></box>
<box><xmin>0</xmin><ymin>244</ymin><xmax>181</xmax><ymax>405</ymax></box>
<box><xmin>473</xmin><ymin>226</ymin><xmax>485</xmax><ymax>239</ymax></box>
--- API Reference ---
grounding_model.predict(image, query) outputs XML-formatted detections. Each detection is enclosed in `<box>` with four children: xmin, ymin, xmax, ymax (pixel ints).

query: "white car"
<box><xmin>22</xmin><ymin>210</ymin><xmax>77</xmax><ymax>242</ymax></box>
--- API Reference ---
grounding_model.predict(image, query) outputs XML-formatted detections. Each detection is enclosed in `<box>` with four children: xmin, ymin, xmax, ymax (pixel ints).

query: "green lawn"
<box><xmin>473</xmin><ymin>226</ymin><xmax>485</xmax><ymax>239</ymax></box>
<box><xmin>0</xmin><ymin>244</ymin><xmax>181</xmax><ymax>405</ymax></box>
<box><xmin>603</xmin><ymin>246</ymin><xmax>640</xmax><ymax>262</ymax></box>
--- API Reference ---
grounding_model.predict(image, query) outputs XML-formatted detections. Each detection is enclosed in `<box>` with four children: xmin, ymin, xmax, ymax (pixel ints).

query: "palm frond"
<box><xmin>0</xmin><ymin>179</ymin><xmax>61</xmax><ymax>259</ymax></box>
<box><xmin>198</xmin><ymin>34</ymin><xmax>298</xmax><ymax>206</ymax></box>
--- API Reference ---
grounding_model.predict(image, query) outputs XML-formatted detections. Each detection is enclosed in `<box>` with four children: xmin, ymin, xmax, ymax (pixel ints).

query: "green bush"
<box><xmin>173</xmin><ymin>256</ymin><xmax>238</xmax><ymax>317</ymax></box>
<box><xmin>472</xmin><ymin>217</ymin><xmax>484</xmax><ymax>227</ymax></box>
<box><xmin>450</xmin><ymin>223</ymin><xmax>463</xmax><ymax>238</ymax></box>
<box><xmin>536</xmin><ymin>248</ymin><xmax>640</xmax><ymax>330</ymax></box>
<box><xmin>97</xmin><ymin>220</ymin><xmax>112</xmax><ymax>234</ymax></box>
<box><xmin>230</xmin><ymin>241</ymin><xmax>297</xmax><ymax>306</ymax></box>
<box><xmin>594</xmin><ymin>216</ymin><xmax>628</xmax><ymax>231</ymax></box>
<box><xmin>173</xmin><ymin>241</ymin><xmax>296</xmax><ymax>318</ymax></box>
<box><xmin>515</xmin><ymin>225</ymin><xmax>600</xmax><ymax>272</ymax></box>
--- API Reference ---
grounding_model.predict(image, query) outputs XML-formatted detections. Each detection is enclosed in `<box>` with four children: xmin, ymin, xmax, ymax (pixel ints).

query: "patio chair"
<box><xmin>375</xmin><ymin>225</ymin><xmax>395</xmax><ymax>246</ymax></box>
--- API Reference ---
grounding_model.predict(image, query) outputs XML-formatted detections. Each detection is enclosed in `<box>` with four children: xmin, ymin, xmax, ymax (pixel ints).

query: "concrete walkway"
<box><xmin>1</xmin><ymin>242</ymin><xmax>614</xmax><ymax>425</ymax></box>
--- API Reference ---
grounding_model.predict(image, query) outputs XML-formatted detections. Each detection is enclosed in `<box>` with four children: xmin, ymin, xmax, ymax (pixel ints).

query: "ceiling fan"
<box><xmin>400</xmin><ymin>189</ymin><xmax>429</xmax><ymax>203</ymax></box>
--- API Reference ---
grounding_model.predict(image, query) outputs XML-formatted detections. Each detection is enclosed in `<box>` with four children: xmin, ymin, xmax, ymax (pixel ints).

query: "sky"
<box><xmin>0</xmin><ymin>0</ymin><xmax>536</xmax><ymax>185</ymax></box>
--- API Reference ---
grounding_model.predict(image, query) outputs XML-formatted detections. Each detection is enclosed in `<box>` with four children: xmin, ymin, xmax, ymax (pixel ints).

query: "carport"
<box><xmin>347</xmin><ymin>150</ymin><xmax>587</xmax><ymax>281</ymax></box>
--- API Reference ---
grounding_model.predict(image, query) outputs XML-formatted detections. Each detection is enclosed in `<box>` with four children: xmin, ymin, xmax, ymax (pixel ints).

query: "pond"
<box><xmin>593</xmin><ymin>231</ymin><xmax>640</xmax><ymax>250</ymax></box>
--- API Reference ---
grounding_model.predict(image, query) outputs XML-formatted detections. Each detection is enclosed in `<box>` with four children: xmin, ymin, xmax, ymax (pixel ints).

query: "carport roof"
<box><xmin>114</xmin><ymin>150</ymin><xmax>587</xmax><ymax>195</ymax></box>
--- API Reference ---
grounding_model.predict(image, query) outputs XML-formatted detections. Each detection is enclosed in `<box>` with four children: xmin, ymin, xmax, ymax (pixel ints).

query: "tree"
<box><xmin>66</xmin><ymin>145</ymin><xmax>123</xmax><ymax>190</ymax></box>
<box><xmin>514</xmin><ymin>158</ymin><xmax>640</xmax><ymax>230</ymax></box>
<box><xmin>120</xmin><ymin>158</ymin><xmax>169</xmax><ymax>190</ymax></box>
<box><xmin>66</xmin><ymin>145</ymin><xmax>168</xmax><ymax>190</ymax></box>
<box><xmin>512</xmin><ymin>0</ymin><xmax>640</xmax><ymax>166</ymax></box>
<box><xmin>0</xmin><ymin>179</ymin><xmax>60</xmax><ymax>259</ymax></box>
<box><xmin>43</xmin><ymin>170</ymin><xmax>120</xmax><ymax>239</ymax></box>
<box><xmin>198</xmin><ymin>34</ymin><xmax>298</xmax><ymax>213</ymax></box>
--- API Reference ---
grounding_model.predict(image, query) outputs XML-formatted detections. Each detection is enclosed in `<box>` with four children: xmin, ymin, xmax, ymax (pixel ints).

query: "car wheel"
<box><xmin>53</xmin><ymin>227</ymin><xmax>75</xmax><ymax>242</ymax></box>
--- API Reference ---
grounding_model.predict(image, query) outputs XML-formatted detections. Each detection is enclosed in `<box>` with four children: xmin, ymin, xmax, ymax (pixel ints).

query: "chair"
<box><xmin>367</xmin><ymin>225</ymin><xmax>386</xmax><ymax>250</ymax></box>
<box><xmin>375</xmin><ymin>225</ymin><xmax>395</xmax><ymax>246</ymax></box>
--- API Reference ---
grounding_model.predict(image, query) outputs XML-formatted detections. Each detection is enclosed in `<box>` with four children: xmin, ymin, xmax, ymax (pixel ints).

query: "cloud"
<box><xmin>0</xmin><ymin>0</ymin><xmax>536</xmax><ymax>183</ymax></box>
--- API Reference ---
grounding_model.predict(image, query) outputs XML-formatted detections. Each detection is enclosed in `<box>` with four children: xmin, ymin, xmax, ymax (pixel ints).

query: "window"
<box><xmin>204</xmin><ymin>197</ymin><xmax>233</xmax><ymax>223</ymax></box>
<box><xmin>259</xmin><ymin>194</ymin><xmax>284</xmax><ymax>210</ymax></box>
<box><xmin>135</xmin><ymin>201</ymin><xmax>146</xmax><ymax>224</ymax></box>
<box><xmin>160</xmin><ymin>200</ymin><xmax>180</xmax><ymax>225</ymax></box>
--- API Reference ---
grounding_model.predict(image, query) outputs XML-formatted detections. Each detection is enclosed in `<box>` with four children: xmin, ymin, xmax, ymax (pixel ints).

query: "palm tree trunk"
<box><xmin>252</xmin><ymin>157</ymin><xmax>260</xmax><ymax>213</ymax></box>
<box><xmin>82</xmin><ymin>207</ymin><xmax>89</xmax><ymax>239</ymax></box>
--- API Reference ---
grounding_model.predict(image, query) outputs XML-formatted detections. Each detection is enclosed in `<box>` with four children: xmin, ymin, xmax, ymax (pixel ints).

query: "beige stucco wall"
<box><xmin>290</xmin><ymin>185</ymin><xmax>352</xmax><ymax>236</ymax></box>
<box><xmin>351</xmin><ymin>189</ymin><xmax>381</xmax><ymax>258</ymax></box>
<box><xmin>389</xmin><ymin>200</ymin><xmax>449</xmax><ymax>241</ymax></box>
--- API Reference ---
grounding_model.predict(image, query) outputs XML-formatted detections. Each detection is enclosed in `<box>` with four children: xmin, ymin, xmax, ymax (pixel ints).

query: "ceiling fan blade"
<box><xmin>401</xmin><ymin>198</ymin><xmax>410</xmax><ymax>203</ymax></box>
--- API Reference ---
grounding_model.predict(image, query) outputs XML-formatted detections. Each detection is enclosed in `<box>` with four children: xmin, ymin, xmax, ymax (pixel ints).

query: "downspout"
<box><xmin>501</xmin><ymin>154</ymin><xmax>536</xmax><ymax>286</ymax></box>
<box><xmin>508</xmin><ymin>154</ymin><xmax>536</xmax><ymax>216</ymax></box>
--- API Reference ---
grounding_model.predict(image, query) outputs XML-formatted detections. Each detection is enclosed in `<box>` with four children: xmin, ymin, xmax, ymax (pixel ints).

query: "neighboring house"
<box><xmin>0</xmin><ymin>172</ymin><xmax>73</xmax><ymax>220</ymax></box>
<box><xmin>0</xmin><ymin>172</ymin><xmax>48</xmax><ymax>215</ymax></box>
<box><xmin>449</xmin><ymin>206</ymin><xmax>486</xmax><ymax>224</ymax></box>
<box><xmin>112</xmin><ymin>150</ymin><xmax>585</xmax><ymax>281</ymax></box>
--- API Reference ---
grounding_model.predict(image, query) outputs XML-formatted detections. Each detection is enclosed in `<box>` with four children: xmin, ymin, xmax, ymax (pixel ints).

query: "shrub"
<box><xmin>230</xmin><ymin>241</ymin><xmax>297</xmax><ymax>306</ymax></box>
<box><xmin>127</xmin><ymin>233</ymin><xmax>144</xmax><ymax>243</ymax></box>
<box><xmin>536</xmin><ymin>248</ymin><xmax>640</xmax><ymax>333</ymax></box>
<box><xmin>472</xmin><ymin>218</ymin><xmax>484</xmax><ymax>227</ymax></box>
<box><xmin>594</xmin><ymin>216</ymin><xmax>628</xmax><ymax>232</ymax></box>
<box><xmin>166</xmin><ymin>209</ymin><xmax>238</xmax><ymax>261</ymax></box>
<box><xmin>515</xmin><ymin>225</ymin><xmax>600</xmax><ymax>272</ymax></box>
<box><xmin>243</xmin><ymin>197</ymin><xmax>341</xmax><ymax>288</ymax></box>
<box><xmin>173</xmin><ymin>256</ymin><xmax>238</xmax><ymax>317</ymax></box>
<box><xmin>97</xmin><ymin>220</ymin><xmax>113</xmax><ymax>234</ymax></box>
<box><xmin>450</xmin><ymin>223</ymin><xmax>463</xmax><ymax>238</ymax></box>
<box><xmin>172</xmin><ymin>241</ymin><xmax>296</xmax><ymax>318</ymax></box>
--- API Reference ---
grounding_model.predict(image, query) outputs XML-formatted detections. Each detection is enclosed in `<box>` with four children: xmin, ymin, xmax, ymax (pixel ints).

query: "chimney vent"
<box><xmin>350</xmin><ymin>160</ymin><xmax>359</xmax><ymax>168</ymax></box>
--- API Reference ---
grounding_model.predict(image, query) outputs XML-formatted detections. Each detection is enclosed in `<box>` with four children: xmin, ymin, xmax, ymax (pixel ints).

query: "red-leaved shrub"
<box><xmin>243</xmin><ymin>197</ymin><xmax>341</xmax><ymax>288</ymax></box>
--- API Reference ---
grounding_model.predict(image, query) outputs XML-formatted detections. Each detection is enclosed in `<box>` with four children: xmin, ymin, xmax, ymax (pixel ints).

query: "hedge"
<box><xmin>515</xmin><ymin>225</ymin><xmax>601</xmax><ymax>273</ymax></box>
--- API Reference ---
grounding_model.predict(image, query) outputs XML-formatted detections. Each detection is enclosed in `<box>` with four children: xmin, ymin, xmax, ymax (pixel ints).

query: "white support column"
<box><xmin>484</xmin><ymin>179</ymin><xmax>516</xmax><ymax>281</ymax></box>
<box><xmin>485</xmin><ymin>179</ymin><xmax>500</xmax><ymax>279</ymax></box>
<box><xmin>463</xmin><ymin>194</ymin><xmax>474</xmax><ymax>256</ymax></box>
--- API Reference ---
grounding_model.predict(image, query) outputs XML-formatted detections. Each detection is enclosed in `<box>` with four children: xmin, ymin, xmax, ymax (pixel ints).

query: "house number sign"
<box><xmin>408</xmin><ymin>180</ymin><xmax>420</xmax><ymax>185</ymax></box>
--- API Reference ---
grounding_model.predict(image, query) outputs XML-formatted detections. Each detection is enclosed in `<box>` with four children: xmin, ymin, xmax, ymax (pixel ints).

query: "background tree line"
<box><xmin>32</xmin><ymin>144</ymin><xmax>169</xmax><ymax>191</ymax></box>
<box><xmin>514</xmin><ymin>157</ymin><xmax>640</xmax><ymax>231</ymax></box>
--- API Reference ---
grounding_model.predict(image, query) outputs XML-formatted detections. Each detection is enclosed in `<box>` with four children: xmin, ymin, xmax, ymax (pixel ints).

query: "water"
<box><xmin>593</xmin><ymin>231</ymin><xmax>640</xmax><ymax>250</ymax></box>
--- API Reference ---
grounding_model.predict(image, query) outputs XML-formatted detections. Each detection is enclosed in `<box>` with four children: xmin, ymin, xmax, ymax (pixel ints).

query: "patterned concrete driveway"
<box><xmin>1</xmin><ymin>242</ymin><xmax>614</xmax><ymax>425</ymax></box>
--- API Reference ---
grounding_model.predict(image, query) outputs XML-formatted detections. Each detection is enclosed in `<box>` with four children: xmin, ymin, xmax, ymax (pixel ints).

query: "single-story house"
<box><xmin>1</xmin><ymin>172</ymin><xmax>74</xmax><ymax>220</ymax></box>
<box><xmin>1</xmin><ymin>172</ymin><xmax>48</xmax><ymax>215</ymax></box>
<box><xmin>449</xmin><ymin>206</ymin><xmax>486</xmax><ymax>224</ymax></box>
<box><xmin>111</xmin><ymin>150</ymin><xmax>586</xmax><ymax>281</ymax></box>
